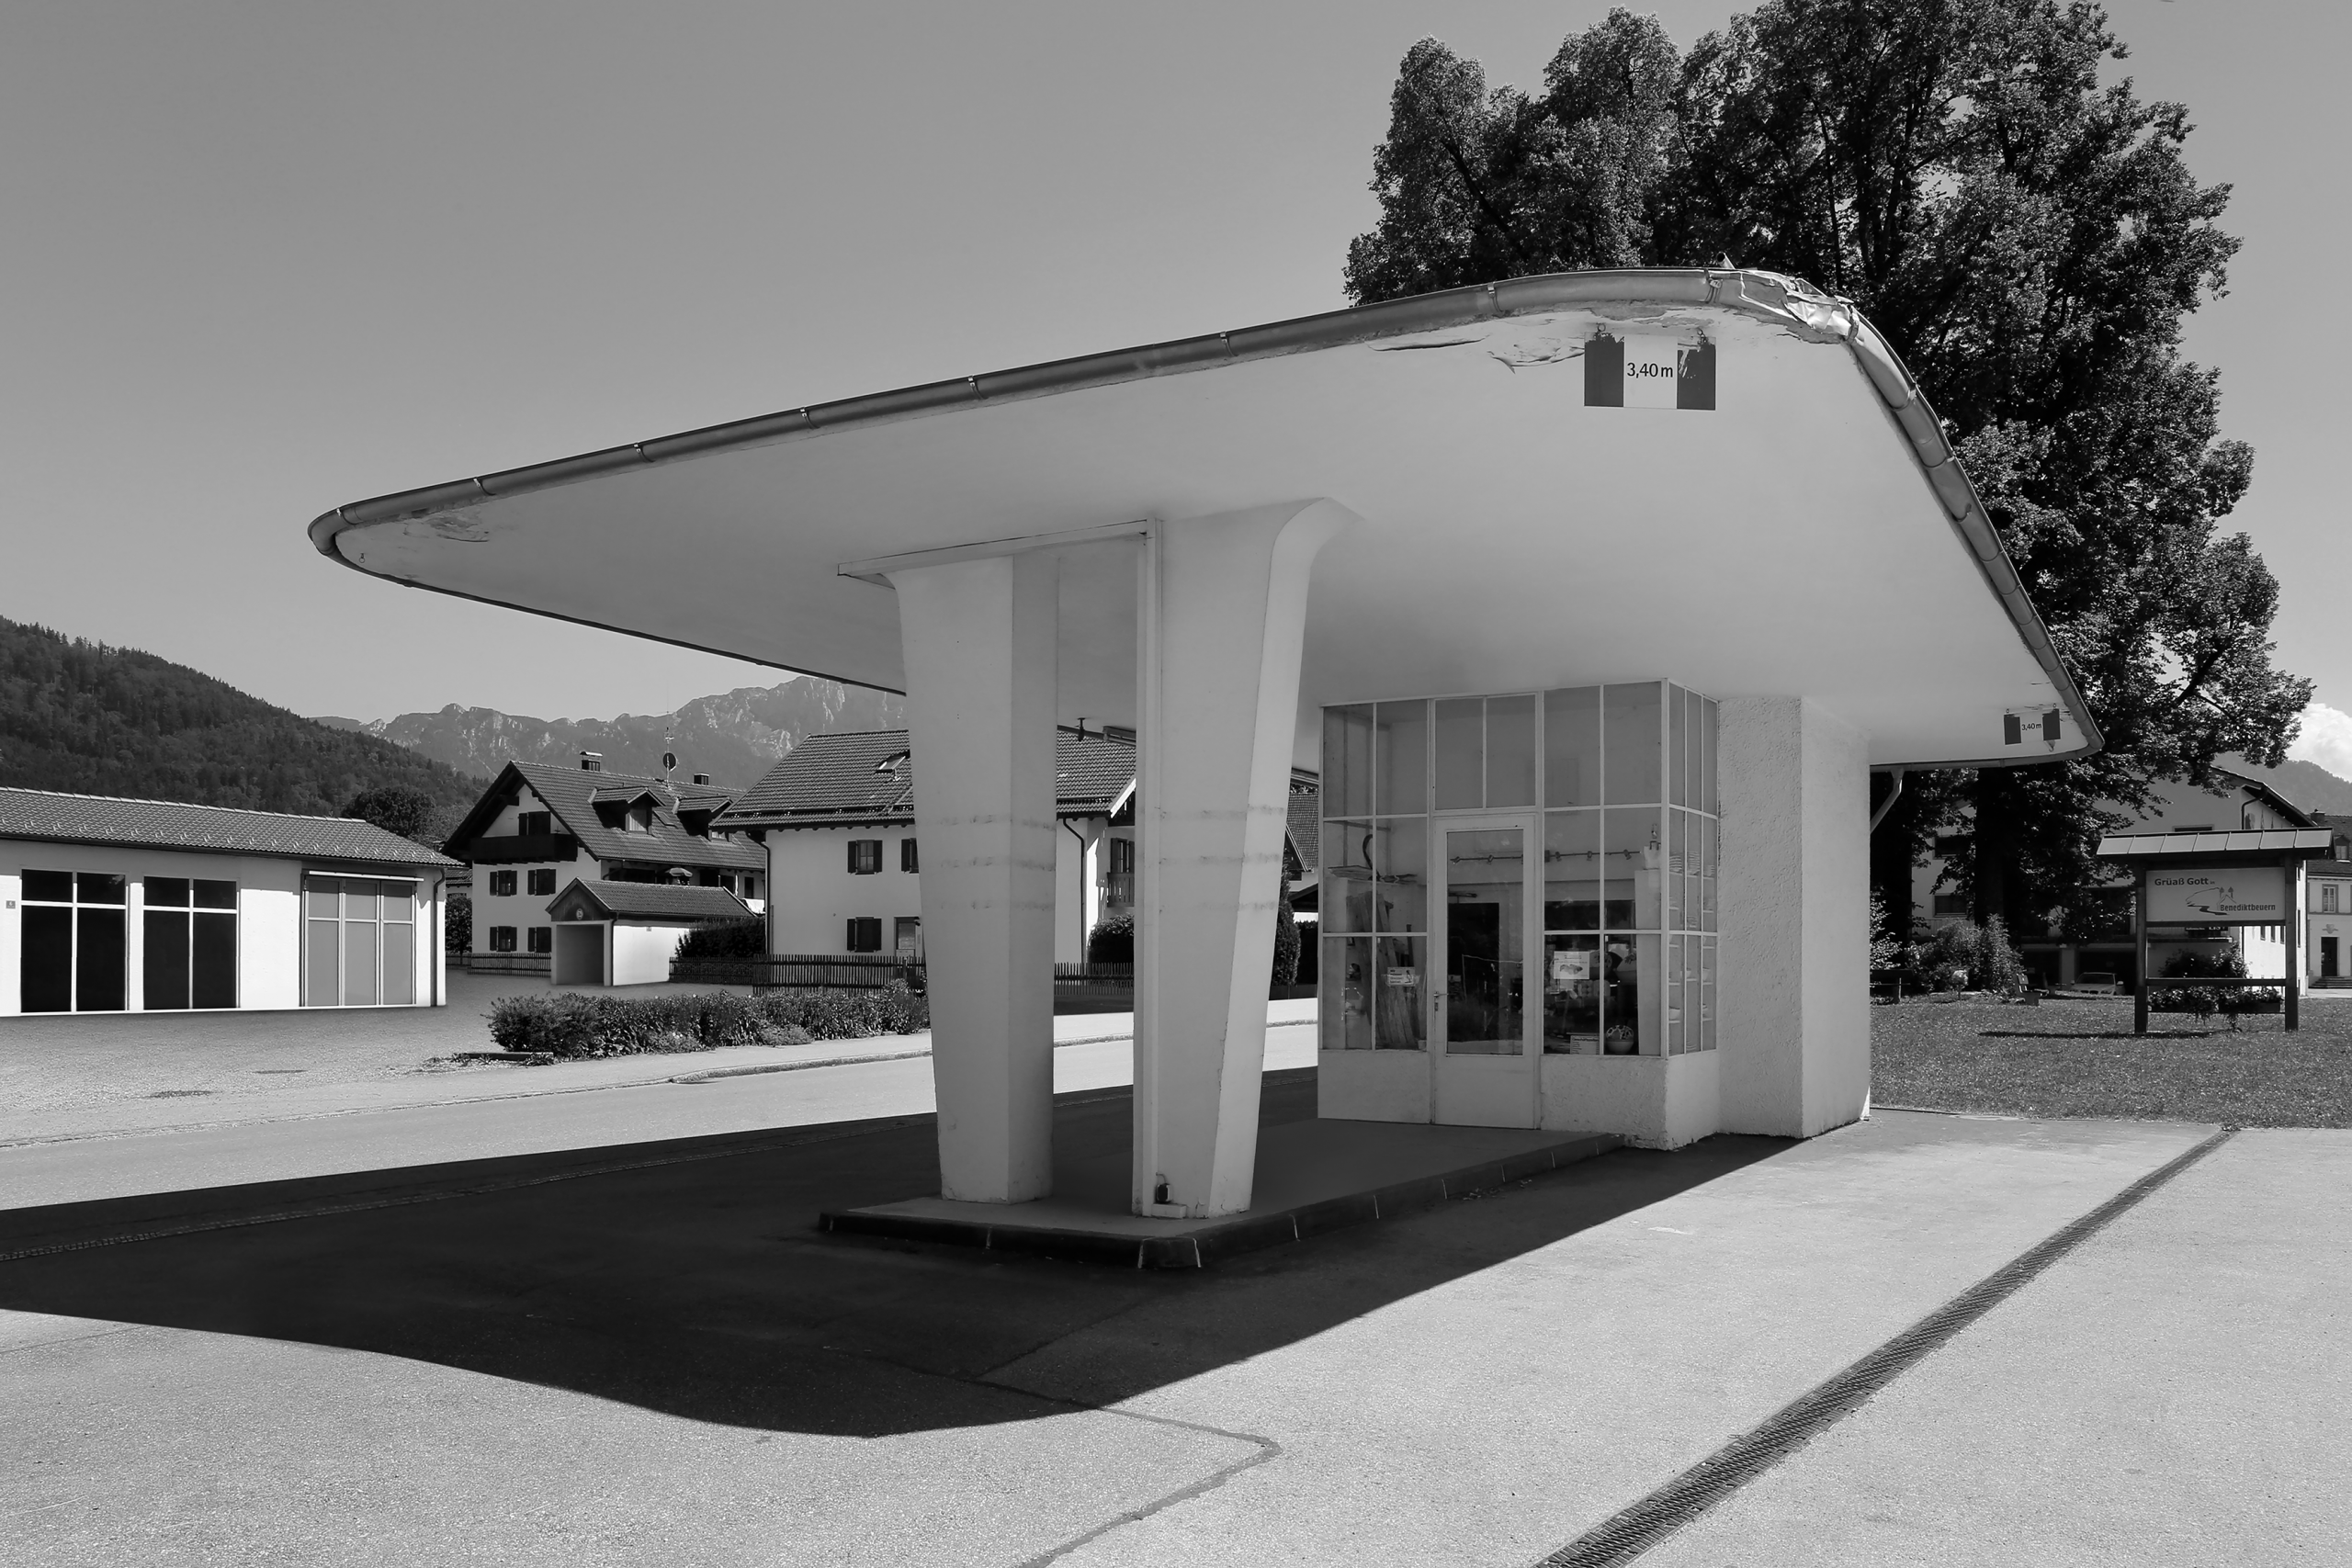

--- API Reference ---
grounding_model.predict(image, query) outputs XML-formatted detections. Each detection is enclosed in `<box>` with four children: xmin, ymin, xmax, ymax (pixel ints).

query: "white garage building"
<box><xmin>1</xmin><ymin>787</ymin><xmax>458</xmax><ymax>1014</ymax></box>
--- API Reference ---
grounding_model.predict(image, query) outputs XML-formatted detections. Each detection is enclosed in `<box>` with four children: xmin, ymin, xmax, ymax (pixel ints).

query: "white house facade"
<box><xmin>444</xmin><ymin>756</ymin><xmax>765</xmax><ymax>975</ymax></box>
<box><xmin>1</xmin><ymin>787</ymin><xmax>458</xmax><ymax>1014</ymax></box>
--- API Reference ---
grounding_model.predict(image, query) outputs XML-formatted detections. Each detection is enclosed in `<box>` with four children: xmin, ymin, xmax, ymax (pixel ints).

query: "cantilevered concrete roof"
<box><xmin>311</xmin><ymin>268</ymin><xmax>2096</xmax><ymax>771</ymax></box>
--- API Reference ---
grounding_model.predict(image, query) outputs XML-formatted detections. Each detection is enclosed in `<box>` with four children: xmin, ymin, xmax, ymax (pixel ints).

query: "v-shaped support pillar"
<box><xmin>1133</xmin><ymin>499</ymin><xmax>1352</xmax><ymax>1217</ymax></box>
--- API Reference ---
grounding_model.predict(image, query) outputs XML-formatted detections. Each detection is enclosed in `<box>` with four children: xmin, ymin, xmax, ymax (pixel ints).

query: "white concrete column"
<box><xmin>1715</xmin><ymin>696</ymin><xmax>1871</xmax><ymax>1137</ymax></box>
<box><xmin>888</xmin><ymin>551</ymin><xmax>1060</xmax><ymax>1202</ymax></box>
<box><xmin>1133</xmin><ymin>499</ymin><xmax>1352</xmax><ymax>1217</ymax></box>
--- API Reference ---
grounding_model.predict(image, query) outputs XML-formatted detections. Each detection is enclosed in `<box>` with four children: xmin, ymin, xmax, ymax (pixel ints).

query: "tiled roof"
<box><xmin>0</xmin><ymin>788</ymin><xmax>459</xmax><ymax>869</ymax></box>
<box><xmin>718</xmin><ymin>729</ymin><xmax>1137</xmax><ymax>829</ymax></box>
<box><xmin>548</xmin><ymin>878</ymin><xmax>754</xmax><ymax>922</ymax></box>
<box><xmin>448</xmin><ymin>761</ymin><xmax>763</xmax><ymax>872</ymax></box>
<box><xmin>1286</xmin><ymin>787</ymin><xmax>1319</xmax><ymax>874</ymax></box>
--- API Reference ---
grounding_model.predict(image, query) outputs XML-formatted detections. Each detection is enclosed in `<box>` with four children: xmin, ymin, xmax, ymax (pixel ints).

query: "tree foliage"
<box><xmin>1346</xmin><ymin>2</ymin><xmax>2310</xmax><ymax>936</ymax></box>
<box><xmin>341</xmin><ymin>784</ymin><xmax>440</xmax><ymax>845</ymax></box>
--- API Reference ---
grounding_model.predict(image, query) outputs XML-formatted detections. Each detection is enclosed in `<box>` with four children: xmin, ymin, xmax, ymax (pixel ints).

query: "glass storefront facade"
<box><xmin>1322</xmin><ymin>682</ymin><xmax>1718</xmax><ymax>1059</ymax></box>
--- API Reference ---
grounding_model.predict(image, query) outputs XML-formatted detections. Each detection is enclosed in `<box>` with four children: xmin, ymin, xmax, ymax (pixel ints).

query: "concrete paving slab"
<box><xmin>0</xmin><ymin>1096</ymin><xmax>2263</xmax><ymax>1566</ymax></box>
<box><xmin>1637</xmin><ymin>1126</ymin><xmax>2352</xmax><ymax>1567</ymax></box>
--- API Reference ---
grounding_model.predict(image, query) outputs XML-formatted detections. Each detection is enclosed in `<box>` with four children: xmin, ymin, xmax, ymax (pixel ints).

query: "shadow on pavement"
<box><xmin>0</xmin><ymin>1069</ymin><xmax>1788</xmax><ymax>1438</ymax></box>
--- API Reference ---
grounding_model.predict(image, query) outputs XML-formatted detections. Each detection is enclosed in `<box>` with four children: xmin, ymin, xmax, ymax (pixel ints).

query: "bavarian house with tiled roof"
<box><xmin>715</xmin><ymin>728</ymin><xmax>1317</xmax><ymax>965</ymax></box>
<box><xmin>0</xmin><ymin>787</ymin><xmax>460</xmax><ymax>1014</ymax></box>
<box><xmin>442</xmin><ymin>754</ymin><xmax>766</xmax><ymax>975</ymax></box>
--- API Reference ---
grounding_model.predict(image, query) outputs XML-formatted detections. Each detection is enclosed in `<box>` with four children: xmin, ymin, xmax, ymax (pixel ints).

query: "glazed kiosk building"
<box><xmin>311</xmin><ymin>269</ymin><xmax>2093</xmax><ymax>1227</ymax></box>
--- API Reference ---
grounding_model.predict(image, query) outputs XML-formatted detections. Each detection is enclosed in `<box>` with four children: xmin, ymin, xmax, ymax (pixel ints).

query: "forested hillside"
<box><xmin>0</xmin><ymin>617</ymin><xmax>483</xmax><ymax>817</ymax></box>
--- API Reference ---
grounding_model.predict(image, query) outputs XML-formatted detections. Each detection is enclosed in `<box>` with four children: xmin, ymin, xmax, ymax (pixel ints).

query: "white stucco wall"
<box><xmin>1716</xmin><ymin>695</ymin><xmax>1871</xmax><ymax>1138</ymax></box>
<box><xmin>0</xmin><ymin>842</ymin><xmax>445</xmax><ymax>1013</ymax></box>
<box><xmin>763</xmin><ymin>820</ymin><xmax>1099</xmax><ymax>962</ymax></box>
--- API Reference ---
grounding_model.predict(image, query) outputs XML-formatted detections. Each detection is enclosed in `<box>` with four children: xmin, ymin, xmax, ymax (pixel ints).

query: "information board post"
<box><xmin>2133</xmin><ymin>864</ymin><xmax>2150</xmax><ymax>1036</ymax></box>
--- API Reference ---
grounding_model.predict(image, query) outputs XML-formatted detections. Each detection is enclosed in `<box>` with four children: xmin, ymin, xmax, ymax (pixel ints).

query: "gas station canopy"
<box><xmin>311</xmin><ymin>268</ymin><xmax>2095</xmax><ymax>773</ymax></box>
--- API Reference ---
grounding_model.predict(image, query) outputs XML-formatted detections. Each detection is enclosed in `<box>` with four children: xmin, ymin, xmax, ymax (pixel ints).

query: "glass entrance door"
<box><xmin>1434</xmin><ymin>815</ymin><xmax>1538</xmax><ymax>1126</ymax></box>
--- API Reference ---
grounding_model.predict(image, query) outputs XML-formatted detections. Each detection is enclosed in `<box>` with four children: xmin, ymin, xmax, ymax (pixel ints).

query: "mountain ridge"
<box><xmin>316</xmin><ymin>680</ymin><xmax>905</xmax><ymax>793</ymax></box>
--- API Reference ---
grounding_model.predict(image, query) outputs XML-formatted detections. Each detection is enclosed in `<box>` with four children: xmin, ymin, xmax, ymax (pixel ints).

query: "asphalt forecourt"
<box><xmin>6</xmin><ymin>1078</ymin><xmax>2329</xmax><ymax>1565</ymax></box>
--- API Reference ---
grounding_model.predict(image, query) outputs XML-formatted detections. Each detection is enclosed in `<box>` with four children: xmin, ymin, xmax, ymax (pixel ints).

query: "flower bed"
<box><xmin>486</xmin><ymin>987</ymin><xmax>929</xmax><ymax>1061</ymax></box>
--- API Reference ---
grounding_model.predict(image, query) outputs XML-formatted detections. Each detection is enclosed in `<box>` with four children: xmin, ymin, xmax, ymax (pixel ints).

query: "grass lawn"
<box><xmin>1872</xmin><ymin>998</ymin><xmax>2352</xmax><ymax>1128</ymax></box>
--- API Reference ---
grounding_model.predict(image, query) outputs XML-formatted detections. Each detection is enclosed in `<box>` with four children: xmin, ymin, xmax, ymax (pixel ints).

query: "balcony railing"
<box><xmin>1100</xmin><ymin>873</ymin><xmax>1135</xmax><ymax>907</ymax></box>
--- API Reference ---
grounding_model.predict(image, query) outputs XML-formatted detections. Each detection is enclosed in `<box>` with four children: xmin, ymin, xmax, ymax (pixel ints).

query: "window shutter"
<box><xmin>847</xmin><ymin>840</ymin><xmax>858</xmax><ymax>874</ymax></box>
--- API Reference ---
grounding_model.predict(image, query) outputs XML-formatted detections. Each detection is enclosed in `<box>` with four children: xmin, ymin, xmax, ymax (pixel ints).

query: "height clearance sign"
<box><xmin>1586</xmin><ymin>333</ymin><xmax>1716</xmax><ymax>410</ymax></box>
<box><xmin>2145</xmin><ymin>867</ymin><xmax>2290</xmax><ymax>926</ymax></box>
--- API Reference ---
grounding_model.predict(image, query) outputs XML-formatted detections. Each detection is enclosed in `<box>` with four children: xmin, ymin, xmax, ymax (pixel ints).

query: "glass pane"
<box><xmin>1374</xmin><ymin>935</ymin><xmax>1427</xmax><ymax>1050</ymax></box>
<box><xmin>143</xmin><ymin>909</ymin><xmax>190</xmax><ymax>1010</ymax></box>
<box><xmin>1685</xmin><ymin>938</ymin><xmax>1704</xmax><ymax>1055</ymax></box>
<box><xmin>379</xmin><ymin>884</ymin><xmax>413</xmax><ymax>923</ymax></box>
<box><xmin>307</xmin><ymin>881</ymin><xmax>340</xmax><ymax>919</ymax></box>
<box><xmin>1702</xmin><ymin>697</ymin><xmax>1720</xmax><ymax>815</ymax></box>
<box><xmin>75</xmin><ymin>908</ymin><xmax>125</xmax><ymax>1010</ymax></box>
<box><xmin>1544</xmin><ymin>687</ymin><xmax>1601</xmax><ymax>807</ymax></box>
<box><xmin>1666</xmin><ymin>935</ymin><xmax>1686</xmax><ymax>1053</ymax></box>
<box><xmin>1668</xmin><ymin>686</ymin><xmax>1690</xmax><ymax>807</ymax></box>
<box><xmin>1442</xmin><ymin>827</ymin><xmax>1523</xmax><ymax>1055</ymax></box>
<box><xmin>146</xmin><ymin>877</ymin><xmax>190</xmax><ymax>909</ymax></box>
<box><xmin>192</xmin><ymin>912</ymin><xmax>237</xmax><ymax>1009</ymax></box>
<box><xmin>78</xmin><ymin>873</ymin><xmax>127</xmax><ymax>907</ymax></box>
<box><xmin>1543</xmin><ymin>810</ymin><xmax>1602</xmax><ymax>930</ymax></box>
<box><xmin>343</xmin><ymin>921</ymin><xmax>378</xmax><ymax>1007</ymax></box>
<box><xmin>193</xmin><ymin>879</ymin><xmax>237</xmax><ymax>910</ymax></box>
<box><xmin>22</xmin><ymin>870</ymin><xmax>73</xmax><ymax>904</ymax></box>
<box><xmin>1434</xmin><ymin>699</ymin><xmax>1482</xmax><ymax>810</ymax></box>
<box><xmin>1701</xmin><ymin>817</ymin><xmax>1719</xmax><ymax>932</ymax></box>
<box><xmin>1542</xmin><ymin>933</ymin><xmax>1602</xmax><ymax>1054</ymax></box>
<box><xmin>1603</xmin><ymin>682</ymin><xmax>1663</xmax><ymax>804</ymax></box>
<box><xmin>1326</xmin><ymin>820</ymin><xmax>1373</xmax><ymax>933</ymax></box>
<box><xmin>344</xmin><ymin>884</ymin><xmax>377</xmax><ymax>923</ymax></box>
<box><xmin>1602</xmin><ymin>809</ymin><xmax>1657</xmax><ymax>930</ymax></box>
<box><xmin>306</xmin><ymin>919</ymin><xmax>339</xmax><ymax>1005</ymax></box>
<box><xmin>1686</xmin><ymin>688</ymin><xmax>1705</xmax><ymax>808</ymax></box>
<box><xmin>1666</xmin><ymin>811</ymin><xmax>1688</xmax><ymax>930</ymax></box>
<box><xmin>1702</xmin><ymin>937</ymin><xmax>1717</xmax><ymax>1051</ymax></box>
<box><xmin>1600</xmin><ymin>933</ymin><xmax>1660</xmax><ymax>1055</ymax></box>
<box><xmin>1324</xmin><ymin>706</ymin><xmax>1374</xmax><ymax>818</ymax></box>
<box><xmin>1487</xmin><ymin>694</ymin><xmax>1535</xmax><ymax>807</ymax></box>
<box><xmin>1374</xmin><ymin>816</ymin><xmax>1427</xmax><ymax>932</ymax></box>
<box><xmin>382</xmin><ymin>920</ymin><xmax>416</xmax><ymax>1006</ymax></box>
<box><xmin>22</xmin><ymin>906</ymin><xmax>72</xmax><ymax>1011</ymax></box>
<box><xmin>1323</xmin><ymin>936</ymin><xmax>1371</xmax><ymax>1051</ymax></box>
<box><xmin>1375</xmin><ymin>701</ymin><xmax>1428</xmax><ymax>816</ymax></box>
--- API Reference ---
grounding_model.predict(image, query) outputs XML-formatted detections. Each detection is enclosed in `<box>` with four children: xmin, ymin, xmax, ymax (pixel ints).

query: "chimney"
<box><xmin>580</xmin><ymin>751</ymin><xmax>603</xmax><ymax>772</ymax></box>
<box><xmin>692</xmin><ymin>772</ymin><xmax>711</xmax><ymax>785</ymax></box>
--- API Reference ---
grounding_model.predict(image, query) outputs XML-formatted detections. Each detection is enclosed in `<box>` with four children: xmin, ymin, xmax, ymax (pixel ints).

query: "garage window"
<box><xmin>143</xmin><ymin>877</ymin><xmax>237</xmax><ymax>1010</ymax></box>
<box><xmin>304</xmin><ymin>876</ymin><xmax>420</xmax><ymax>1007</ymax></box>
<box><xmin>19</xmin><ymin>870</ymin><xmax>127</xmax><ymax>1013</ymax></box>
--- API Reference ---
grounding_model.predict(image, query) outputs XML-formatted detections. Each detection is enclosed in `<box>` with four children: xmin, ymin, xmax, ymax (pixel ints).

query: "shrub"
<box><xmin>1088</xmin><ymin>914</ymin><xmax>1134</xmax><ymax>966</ymax></box>
<box><xmin>673</xmin><ymin>918</ymin><xmax>766</xmax><ymax>961</ymax></box>
<box><xmin>446</xmin><ymin>890</ymin><xmax>471</xmax><ymax>954</ymax></box>
<box><xmin>486</xmin><ymin>985</ymin><xmax>925</xmax><ymax>1060</ymax></box>
<box><xmin>2155</xmin><ymin>947</ymin><xmax>2277</xmax><ymax>1028</ymax></box>
<box><xmin>1271</xmin><ymin>882</ymin><xmax>1300</xmax><ymax>989</ymax></box>
<box><xmin>1903</xmin><ymin>916</ymin><xmax>2030</xmax><ymax>996</ymax></box>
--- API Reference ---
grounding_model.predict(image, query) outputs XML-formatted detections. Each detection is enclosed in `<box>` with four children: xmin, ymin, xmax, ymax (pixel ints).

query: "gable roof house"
<box><xmin>443</xmin><ymin>754</ymin><xmax>765</xmax><ymax>975</ymax></box>
<box><xmin>714</xmin><ymin>728</ymin><xmax>1319</xmax><ymax>967</ymax></box>
<box><xmin>1</xmin><ymin>787</ymin><xmax>458</xmax><ymax>1013</ymax></box>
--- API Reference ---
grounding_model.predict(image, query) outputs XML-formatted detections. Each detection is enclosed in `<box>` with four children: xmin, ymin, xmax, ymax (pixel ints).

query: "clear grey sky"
<box><xmin>2</xmin><ymin>2</ymin><xmax>2342</xmax><ymax>761</ymax></box>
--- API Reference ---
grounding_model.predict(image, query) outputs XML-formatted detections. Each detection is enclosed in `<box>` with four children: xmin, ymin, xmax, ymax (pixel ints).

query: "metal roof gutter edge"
<box><xmin>309</xmin><ymin>266</ymin><xmax>2098</xmax><ymax>768</ymax></box>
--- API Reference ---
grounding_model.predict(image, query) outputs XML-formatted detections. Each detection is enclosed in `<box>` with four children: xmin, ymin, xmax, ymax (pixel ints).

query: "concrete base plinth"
<box><xmin>820</xmin><ymin>1119</ymin><xmax>1618</xmax><ymax>1269</ymax></box>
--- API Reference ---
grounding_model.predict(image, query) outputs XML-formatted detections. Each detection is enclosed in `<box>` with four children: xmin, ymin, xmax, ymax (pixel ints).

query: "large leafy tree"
<box><xmin>1345</xmin><ymin>1</ymin><xmax>2310</xmax><ymax>938</ymax></box>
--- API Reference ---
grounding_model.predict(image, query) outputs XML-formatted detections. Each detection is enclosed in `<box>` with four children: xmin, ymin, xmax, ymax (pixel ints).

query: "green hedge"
<box><xmin>487</xmin><ymin>986</ymin><xmax>929</xmax><ymax>1060</ymax></box>
<box><xmin>674</xmin><ymin>919</ymin><xmax>766</xmax><ymax>961</ymax></box>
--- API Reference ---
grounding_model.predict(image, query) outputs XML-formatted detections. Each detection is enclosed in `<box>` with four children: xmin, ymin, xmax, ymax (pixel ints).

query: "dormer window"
<box><xmin>629</xmin><ymin>802</ymin><xmax>654</xmax><ymax>832</ymax></box>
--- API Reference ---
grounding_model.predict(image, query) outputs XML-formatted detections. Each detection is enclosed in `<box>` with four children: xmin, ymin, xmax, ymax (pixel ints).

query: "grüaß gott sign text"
<box><xmin>2145</xmin><ymin>867</ymin><xmax>2289</xmax><ymax>926</ymax></box>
